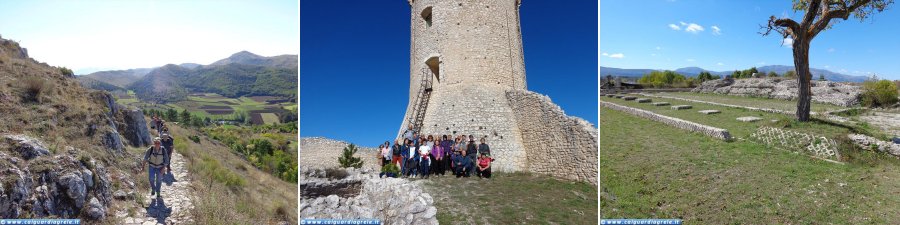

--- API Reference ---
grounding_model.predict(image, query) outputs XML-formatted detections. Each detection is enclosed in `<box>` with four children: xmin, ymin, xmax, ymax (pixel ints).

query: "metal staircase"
<box><xmin>407</xmin><ymin>68</ymin><xmax>434</xmax><ymax>135</ymax></box>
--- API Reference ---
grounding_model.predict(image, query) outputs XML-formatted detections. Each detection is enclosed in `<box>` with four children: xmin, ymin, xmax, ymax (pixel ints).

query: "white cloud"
<box><xmin>684</xmin><ymin>23</ymin><xmax>704</xmax><ymax>33</ymax></box>
<box><xmin>824</xmin><ymin>65</ymin><xmax>831</xmax><ymax>69</ymax></box>
<box><xmin>828</xmin><ymin>48</ymin><xmax>835</xmax><ymax>52</ymax></box>
<box><xmin>655</xmin><ymin>46</ymin><xmax>661</xmax><ymax>50</ymax></box>
<box><xmin>711</xmin><ymin>26</ymin><xmax>721</xmax><ymax>35</ymax></box>
<box><xmin>717</xmin><ymin>62</ymin><xmax>724</xmax><ymax>66</ymax></box>
<box><xmin>602</xmin><ymin>52</ymin><xmax>609</xmax><ymax>56</ymax></box>
<box><xmin>782</xmin><ymin>38</ymin><xmax>793</xmax><ymax>48</ymax></box>
<box><xmin>679</xmin><ymin>21</ymin><xmax>687</xmax><ymax>26</ymax></box>
<box><xmin>609</xmin><ymin>53</ymin><xmax>625</xmax><ymax>58</ymax></box>
<box><xmin>668</xmin><ymin>24</ymin><xmax>681</xmax><ymax>30</ymax></box>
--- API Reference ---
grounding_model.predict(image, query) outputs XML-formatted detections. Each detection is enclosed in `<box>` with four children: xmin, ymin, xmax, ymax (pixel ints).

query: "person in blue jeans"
<box><xmin>143</xmin><ymin>138</ymin><xmax>170</xmax><ymax>198</ymax></box>
<box><xmin>399</xmin><ymin>139</ymin><xmax>410</xmax><ymax>177</ymax></box>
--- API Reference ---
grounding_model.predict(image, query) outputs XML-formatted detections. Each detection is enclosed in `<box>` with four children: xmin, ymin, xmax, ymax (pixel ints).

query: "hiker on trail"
<box><xmin>381</xmin><ymin>141</ymin><xmax>391</xmax><ymax>166</ymax></box>
<box><xmin>143</xmin><ymin>138</ymin><xmax>170</xmax><ymax>198</ymax></box>
<box><xmin>392</xmin><ymin>139</ymin><xmax>403</xmax><ymax>168</ymax></box>
<box><xmin>478</xmin><ymin>137</ymin><xmax>490</xmax><ymax>156</ymax></box>
<box><xmin>156</xmin><ymin>119</ymin><xmax>166</xmax><ymax>134</ymax></box>
<box><xmin>476</xmin><ymin>153</ymin><xmax>493</xmax><ymax>179</ymax></box>
<box><xmin>160</xmin><ymin>128</ymin><xmax>175</xmax><ymax>173</ymax></box>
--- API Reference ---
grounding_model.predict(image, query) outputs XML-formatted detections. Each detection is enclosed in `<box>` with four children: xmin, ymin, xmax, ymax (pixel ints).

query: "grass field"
<box><xmin>655</xmin><ymin>92</ymin><xmax>847</xmax><ymax>113</ymax></box>
<box><xmin>422</xmin><ymin>172</ymin><xmax>597</xmax><ymax>225</ymax></box>
<box><xmin>601</xmin><ymin>95</ymin><xmax>882</xmax><ymax>140</ymax></box>
<box><xmin>600</xmin><ymin>107</ymin><xmax>900</xmax><ymax>224</ymax></box>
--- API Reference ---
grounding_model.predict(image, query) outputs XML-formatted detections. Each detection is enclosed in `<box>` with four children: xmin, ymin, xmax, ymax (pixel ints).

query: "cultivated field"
<box><xmin>115</xmin><ymin>92</ymin><xmax>296</xmax><ymax>124</ymax></box>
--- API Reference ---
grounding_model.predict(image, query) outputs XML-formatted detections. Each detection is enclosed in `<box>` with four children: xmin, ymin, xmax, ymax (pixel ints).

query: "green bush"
<box><xmin>861</xmin><ymin>80</ymin><xmax>899</xmax><ymax>107</ymax></box>
<box><xmin>338</xmin><ymin>144</ymin><xmax>363</xmax><ymax>168</ymax></box>
<box><xmin>59</xmin><ymin>67</ymin><xmax>73</xmax><ymax>76</ymax></box>
<box><xmin>381</xmin><ymin>163</ymin><xmax>400</xmax><ymax>174</ymax></box>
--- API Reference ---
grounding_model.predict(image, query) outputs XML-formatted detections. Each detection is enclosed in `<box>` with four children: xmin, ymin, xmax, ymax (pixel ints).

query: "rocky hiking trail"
<box><xmin>115</xmin><ymin>151</ymin><xmax>195</xmax><ymax>225</ymax></box>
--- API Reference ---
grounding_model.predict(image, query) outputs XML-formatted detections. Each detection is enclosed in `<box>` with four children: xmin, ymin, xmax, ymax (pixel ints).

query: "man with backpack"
<box><xmin>143</xmin><ymin>138</ymin><xmax>170</xmax><ymax>198</ymax></box>
<box><xmin>160</xmin><ymin>129</ymin><xmax>175</xmax><ymax>173</ymax></box>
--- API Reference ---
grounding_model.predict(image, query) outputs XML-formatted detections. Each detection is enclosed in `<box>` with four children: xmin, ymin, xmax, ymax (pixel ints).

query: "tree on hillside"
<box><xmin>166</xmin><ymin>109</ymin><xmax>178</xmax><ymax>121</ymax></box>
<box><xmin>338</xmin><ymin>144</ymin><xmax>363</xmax><ymax>168</ymax></box>
<box><xmin>731</xmin><ymin>70</ymin><xmax>741</xmax><ymax>79</ymax></box>
<box><xmin>819</xmin><ymin>74</ymin><xmax>827</xmax><ymax>81</ymax></box>
<box><xmin>749</xmin><ymin>67</ymin><xmax>759</xmax><ymax>77</ymax></box>
<box><xmin>763</xmin><ymin>0</ymin><xmax>892</xmax><ymax>121</ymax></box>
<box><xmin>768</xmin><ymin>71</ymin><xmax>779</xmax><ymax>77</ymax></box>
<box><xmin>784</xmin><ymin>70</ymin><xmax>798</xmax><ymax>78</ymax></box>
<box><xmin>179</xmin><ymin>109</ymin><xmax>191</xmax><ymax>124</ymax></box>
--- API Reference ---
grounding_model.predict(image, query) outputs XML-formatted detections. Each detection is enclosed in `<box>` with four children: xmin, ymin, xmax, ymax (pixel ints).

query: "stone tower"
<box><xmin>400</xmin><ymin>0</ymin><xmax>597</xmax><ymax>183</ymax></box>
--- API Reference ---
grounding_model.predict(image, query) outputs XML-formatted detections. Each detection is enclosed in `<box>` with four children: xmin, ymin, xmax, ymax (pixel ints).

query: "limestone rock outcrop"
<box><xmin>692</xmin><ymin>78</ymin><xmax>861</xmax><ymax>107</ymax></box>
<box><xmin>300</xmin><ymin>166</ymin><xmax>438</xmax><ymax>225</ymax></box>
<box><xmin>0</xmin><ymin>141</ymin><xmax>112</xmax><ymax>220</ymax></box>
<box><xmin>119</xmin><ymin>108</ymin><xmax>152</xmax><ymax>147</ymax></box>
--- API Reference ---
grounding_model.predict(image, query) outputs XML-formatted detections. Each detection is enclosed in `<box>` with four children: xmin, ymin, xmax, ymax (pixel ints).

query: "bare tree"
<box><xmin>762</xmin><ymin>0</ymin><xmax>892</xmax><ymax>121</ymax></box>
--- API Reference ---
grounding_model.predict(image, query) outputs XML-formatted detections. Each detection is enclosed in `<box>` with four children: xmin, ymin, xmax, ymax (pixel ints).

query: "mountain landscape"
<box><xmin>601</xmin><ymin>65</ymin><xmax>869</xmax><ymax>82</ymax></box>
<box><xmin>78</xmin><ymin>51</ymin><xmax>298</xmax><ymax>103</ymax></box>
<box><xmin>1</xmin><ymin>35</ymin><xmax>297</xmax><ymax>223</ymax></box>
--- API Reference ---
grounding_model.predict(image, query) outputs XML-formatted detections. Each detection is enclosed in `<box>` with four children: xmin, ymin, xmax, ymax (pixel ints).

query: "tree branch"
<box><xmin>810</xmin><ymin>0</ymin><xmax>872</xmax><ymax>38</ymax></box>
<box><xmin>800</xmin><ymin>0</ymin><xmax>823</xmax><ymax>29</ymax></box>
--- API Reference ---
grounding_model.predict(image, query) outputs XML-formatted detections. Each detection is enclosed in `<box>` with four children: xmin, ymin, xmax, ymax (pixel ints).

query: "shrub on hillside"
<box><xmin>59</xmin><ymin>67</ymin><xmax>73</xmax><ymax>76</ymax></box>
<box><xmin>861</xmin><ymin>80</ymin><xmax>899</xmax><ymax>107</ymax></box>
<box><xmin>338</xmin><ymin>144</ymin><xmax>363</xmax><ymax>168</ymax></box>
<box><xmin>21</xmin><ymin>77</ymin><xmax>47</xmax><ymax>103</ymax></box>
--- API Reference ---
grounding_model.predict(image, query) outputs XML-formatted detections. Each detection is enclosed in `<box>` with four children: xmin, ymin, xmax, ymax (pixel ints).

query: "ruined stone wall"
<box><xmin>600</xmin><ymin>101</ymin><xmax>732</xmax><ymax>140</ymax></box>
<box><xmin>847</xmin><ymin>134</ymin><xmax>900</xmax><ymax>157</ymax></box>
<box><xmin>417</xmin><ymin>84</ymin><xmax>527</xmax><ymax>172</ymax></box>
<box><xmin>299</xmin><ymin>137</ymin><xmax>381</xmax><ymax>171</ymax></box>
<box><xmin>692</xmin><ymin>78</ymin><xmax>861</xmax><ymax>107</ymax></box>
<box><xmin>506</xmin><ymin>90</ymin><xmax>597</xmax><ymax>184</ymax></box>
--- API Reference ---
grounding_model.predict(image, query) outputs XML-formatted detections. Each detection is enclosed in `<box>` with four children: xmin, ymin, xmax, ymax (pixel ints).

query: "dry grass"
<box><xmin>166</xmin><ymin>124</ymin><xmax>297</xmax><ymax>224</ymax></box>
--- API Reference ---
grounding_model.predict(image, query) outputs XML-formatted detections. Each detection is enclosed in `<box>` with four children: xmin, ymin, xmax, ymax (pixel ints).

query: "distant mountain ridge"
<box><xmin>80</xmin><ymin>51</ymin><xmax>298</xmax><ymax>103</ymax></box>
<box><xmin>601</xmin><ymin>65</ymin><xmax>869</xmax><ymax>82</ymax></box>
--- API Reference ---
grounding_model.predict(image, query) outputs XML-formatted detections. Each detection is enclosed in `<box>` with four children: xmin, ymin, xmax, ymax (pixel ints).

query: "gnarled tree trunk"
<box><xmin>793</xmin><ymin>38</ymin><xmax>812</xmax><ymax>121</ymax></box>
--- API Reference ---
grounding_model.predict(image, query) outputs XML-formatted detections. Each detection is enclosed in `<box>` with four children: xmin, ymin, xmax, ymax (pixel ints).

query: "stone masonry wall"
<box><xmin>401</xmin><ymin>0</ymin><xmax>527</xmax><ymax>135</ymax></box>
<box><xmin>600</xmin><ymin>101</ymin><xmax>733</xmax><ymax>140</ymax></box>
<box><xmin>506</xmin><ymin>90</ymin><xmax>598</xmax><ymax>184</ymax></box>
<box><xmin>299</xmin><ymin>137</ymin><xmax>381</xmax><ymax>171</ymax></box>
<box><xmin>417</xmin><ymin>84</ymin><xmax>527</xmax><ymax>172</ymax></box>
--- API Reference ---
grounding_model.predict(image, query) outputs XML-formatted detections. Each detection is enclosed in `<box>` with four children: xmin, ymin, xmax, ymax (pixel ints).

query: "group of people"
<box><xmin>377</xmin><ymin>125</ymin><xmax>494</xmax><ymax>179</ymax></box>
<box><xmin>143</xmin><ymin>115</ymin><xmax>175</xmax><ymax>198</ymax></box>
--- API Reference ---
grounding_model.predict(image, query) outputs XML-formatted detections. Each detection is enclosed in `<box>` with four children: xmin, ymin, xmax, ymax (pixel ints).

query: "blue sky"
<box><xmin>301</xmin><ymin>0</ymin><xmax>599</xmax><ymax>147</ymax></box>
<box><xmin>601</xmin><ymin>0</ymin><xmax>900</xmax><ymax>79</ymax></box>
<box><xmin>0</xmin><ymin>0</ymin><xmax>298</xmax><ymax>74</ymax></box>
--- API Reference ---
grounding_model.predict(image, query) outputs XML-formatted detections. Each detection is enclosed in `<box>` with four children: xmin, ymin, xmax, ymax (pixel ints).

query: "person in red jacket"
<box><xmin>476</xmin><ymin>152</ymin><xmax>493</xmax><ymax>179</ymax></box>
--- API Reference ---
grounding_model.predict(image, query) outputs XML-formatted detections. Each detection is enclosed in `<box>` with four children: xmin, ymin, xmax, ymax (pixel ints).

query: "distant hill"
<box><xmin>76</xmin><ymin>75</ymin><xmax>126</xmax><ymax>92</ymax></box>
<box><xmin>601</xmin><ymin>65</ymin><xmax>868</xmax><ymax>82</ymax></box>
<box><xmin>129</xmin><ymin>64</ymin><xmax>192</xmax><ymax>103</ymax></box>
<box><xmin>209</xmin><ymin>51</ymin><xmax>298</xmax><ymax>69</ymax></box>
<box><xmin>120</xmin><ymin>51</ymin><xmax>298</xmax><ymax>103</ymax></box>
<box><xmin>79</xmin><ymin>67</ymin><xmax>154</xmax><ymax>87</ymax></box>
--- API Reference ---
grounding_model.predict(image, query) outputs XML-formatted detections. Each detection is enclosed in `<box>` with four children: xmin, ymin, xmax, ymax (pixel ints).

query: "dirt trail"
<box><xmin>117</xmin><ymin>151</ymin><xmax>195</xmax><ymax>225</ymax></box>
